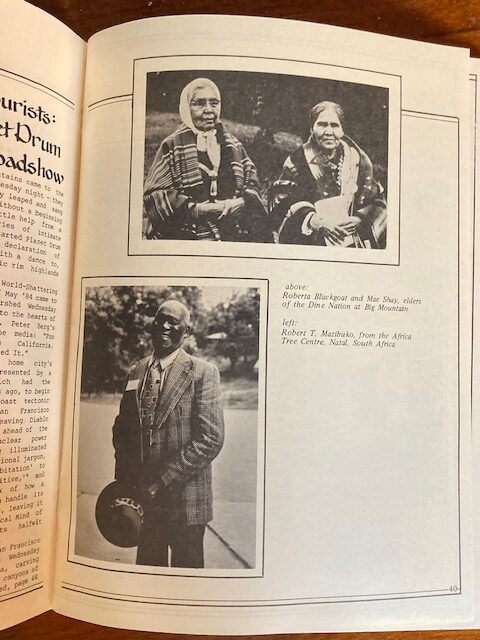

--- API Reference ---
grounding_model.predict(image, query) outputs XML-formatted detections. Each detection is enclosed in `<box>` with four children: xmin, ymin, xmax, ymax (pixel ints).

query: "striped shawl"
<box><xmin>144</xmin><ymin>123</ymin><xmax>267</xmax><ymax>241</ymax></box>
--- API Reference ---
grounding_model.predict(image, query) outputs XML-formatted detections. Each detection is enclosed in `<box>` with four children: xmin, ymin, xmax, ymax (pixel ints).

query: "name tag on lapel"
<box><xmin>126</xmin><ymin>379</ymin><xmax>140</xmax><ymax>392</ymax></box>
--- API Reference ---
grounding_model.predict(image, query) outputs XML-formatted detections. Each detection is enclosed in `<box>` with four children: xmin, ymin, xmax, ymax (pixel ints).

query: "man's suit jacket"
<box><xmin>112</xmin><ymin>349</ymin><xmax>224</xmax><ymax>526</ymax></box>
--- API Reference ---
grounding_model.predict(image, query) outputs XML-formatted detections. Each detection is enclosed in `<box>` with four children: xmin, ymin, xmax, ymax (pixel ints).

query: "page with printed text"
<box><xmin>53</xmin><ymin>14</ymin><xmax>473</xmax><ymax>634</ymax></box>
<box><xmin>0</xmin><ymin>0</ymin><xmax>85</xmax><ymax>631</ymax></box>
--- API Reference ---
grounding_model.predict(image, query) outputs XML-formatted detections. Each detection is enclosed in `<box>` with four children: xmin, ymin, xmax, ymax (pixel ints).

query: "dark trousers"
<box><xmin>136</xmin><ymin>509</ymin><xmax>205</xmax><ymax>568</ymax></box>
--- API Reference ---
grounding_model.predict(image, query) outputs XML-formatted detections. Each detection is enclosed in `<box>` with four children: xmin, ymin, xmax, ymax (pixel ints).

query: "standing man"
<box><xmin>112</xmin><ymin>300</ymin><xmax>224</xmax><ymax>568</ymax></box>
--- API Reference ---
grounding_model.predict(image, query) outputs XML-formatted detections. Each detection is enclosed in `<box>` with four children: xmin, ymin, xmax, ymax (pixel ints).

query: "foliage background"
<box><xmin>143</xmin><ymin>69</ymin><xmax>389</xmax><ymax>201</ymax></box>
<box><xmin>80</xmin><ymin>285</ymin><xmax>261</xmax><ymax>399</ymax></box>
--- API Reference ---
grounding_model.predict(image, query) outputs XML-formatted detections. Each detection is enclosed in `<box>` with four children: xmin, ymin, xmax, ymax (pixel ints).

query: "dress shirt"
<box><xmin>147</xmin><ymin>348</ymin><xmax>180</xmax><ymax>392</ymax></box>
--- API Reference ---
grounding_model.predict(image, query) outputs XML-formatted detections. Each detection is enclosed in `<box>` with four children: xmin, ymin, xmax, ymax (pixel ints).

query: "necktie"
<box><xmin>140</xmin><ymin>359</ymin><xmax>162</xmax><ymax>430</ymax></box>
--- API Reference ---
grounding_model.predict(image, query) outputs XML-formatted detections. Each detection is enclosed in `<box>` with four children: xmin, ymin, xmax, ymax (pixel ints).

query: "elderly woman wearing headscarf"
<box><xmin>269</xmin><ymin>101</ymin><xmax>386</xmax><ymax>248</ymax></box>
<box><xmin>143</xmin><ymin>78</ymin><xmax>269</xmax><ymax>242</ymax></box>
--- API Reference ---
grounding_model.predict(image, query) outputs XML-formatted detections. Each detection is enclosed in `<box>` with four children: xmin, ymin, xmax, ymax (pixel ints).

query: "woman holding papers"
<box><xmin>143</xmin><ymin>77</ymin><xmax>269</xmax><ymax>242</ymax></box>
<box><xmin>269</xmin><ymin>101</ymin><xmax>386</xmax><ymax>248</ymax></box>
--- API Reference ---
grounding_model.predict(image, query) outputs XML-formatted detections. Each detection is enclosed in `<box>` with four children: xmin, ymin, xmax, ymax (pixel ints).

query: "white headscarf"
<box><xmin>179</xmin><ymin>78</ymin><xmax>221</xmax><ymax>170</ymax></box>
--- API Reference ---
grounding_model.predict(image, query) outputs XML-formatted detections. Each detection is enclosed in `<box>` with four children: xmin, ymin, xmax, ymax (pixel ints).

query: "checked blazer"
<box><xmin>112</xmin><ymin>348</ymin><xmax>224</xmax><ymax>525</ymax></box>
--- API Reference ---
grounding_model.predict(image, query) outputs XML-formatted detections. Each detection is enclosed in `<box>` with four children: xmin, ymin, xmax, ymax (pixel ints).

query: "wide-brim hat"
<box><xmin>95</xmin><ymin>481</ymin><xmax>149</xmax><ymax>548</ymax></box>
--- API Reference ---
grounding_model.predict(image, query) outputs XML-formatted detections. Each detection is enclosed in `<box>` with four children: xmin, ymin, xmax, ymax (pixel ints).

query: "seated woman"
<box><xmin>143</xmin><ymin>77</ymin><xmax>269</xmax><ymax>242</ymax></box>
<box><xmin>269</xmin><ymin>101</ymin><xmax>386</xmax><ymax>248</ymax></box>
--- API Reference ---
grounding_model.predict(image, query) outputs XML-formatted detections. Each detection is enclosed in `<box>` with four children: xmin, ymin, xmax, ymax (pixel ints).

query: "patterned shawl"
<box><xmin>144</xmin><ymin>123</ymin><xmax>265</xmax><ymax>240</ymax></box>
<box><xmin>144</xmin><ymin>123</ymin><xmax>260</xmax><ymax>196</ymax></box>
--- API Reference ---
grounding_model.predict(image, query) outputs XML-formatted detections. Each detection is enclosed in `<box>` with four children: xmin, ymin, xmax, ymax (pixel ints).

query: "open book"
<box><xmin>1</xmin><ymin>0</ymin><xmax>479</xmax><ymax>633</ymax></box>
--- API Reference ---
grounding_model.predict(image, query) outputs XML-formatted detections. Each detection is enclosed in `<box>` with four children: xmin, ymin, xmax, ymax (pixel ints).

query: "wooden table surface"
<box><xmin>4</xmin><ymin>0</ymin><xmax>480</xmax><ymax>638</ymax></box>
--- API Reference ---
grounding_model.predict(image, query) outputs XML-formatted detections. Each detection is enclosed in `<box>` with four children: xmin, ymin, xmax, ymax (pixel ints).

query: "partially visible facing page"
<box><xmin>0</xmin><ymin>0</ymin><xmax>85</xmax><ymax>631</ymax></box>
<box><xmin>469</xmin><ymin>58</ymin><xmax>480</xmax><ymax>629</ymax></box>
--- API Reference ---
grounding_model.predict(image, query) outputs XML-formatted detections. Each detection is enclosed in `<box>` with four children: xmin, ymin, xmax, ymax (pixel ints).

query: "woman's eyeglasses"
<box><xmin>190</xmin><ymin>98</ymin><xmax>221</xmax><ymax>109</ymax></box>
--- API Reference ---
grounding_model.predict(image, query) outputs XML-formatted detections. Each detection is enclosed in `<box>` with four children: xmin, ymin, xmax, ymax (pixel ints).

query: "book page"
<box><xmin>0</xmin><ymin>0</ymin><xmax>85</xmax><ymax>631</ymax></box>
<box><xmin>54</xmin><ymin>15</ymin><xmax>473</xmax><ymax>633</ymax></box>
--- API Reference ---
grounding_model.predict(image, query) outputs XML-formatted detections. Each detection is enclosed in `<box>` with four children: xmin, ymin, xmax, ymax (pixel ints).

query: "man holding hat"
<box><xmin>111</xmin><ymin>299</ymin><xmax>224</xmax><ymax>568</ymax></box>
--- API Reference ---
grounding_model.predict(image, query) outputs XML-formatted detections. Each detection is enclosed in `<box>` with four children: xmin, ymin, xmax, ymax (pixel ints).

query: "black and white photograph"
<box><xmin>71</xmin><ymin>280</ymin><xmax>266</xmax><ymax>575</ymax></box>
<box><xmin>133</xmin><ymin>67</ymin><xmax>395</xmax><ymax>257</ymax></box>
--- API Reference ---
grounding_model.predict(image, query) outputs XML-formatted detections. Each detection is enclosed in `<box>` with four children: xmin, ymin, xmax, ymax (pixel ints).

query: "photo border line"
<box><xmin>402</xmin><ymin>108</ymin><xmax>462</xmax><ymax>584</ymax></box>
<box><xmin>88</xmin><ymin>94</ymin><xmax>132</xmax><ymax>109</ymax></box>
<box><xmin>61</xmin><ymin>580</ymin><xmax>450</xmax><ymax>601</ymax></box>
<box><xmin>457</xmin><ymin>109</ymin><xmax>463</xmax><ymax>593</ymax></box>
<box><xmin>0</xmin><ymin>67</ymin><xmax>75</xmax><ymax>108</ymax></box>
<box><xmin>134</xmin><ymin>53</ymin><xmax>403</xmax><ymax>79</ymax></box>
<box><xmin>402</xmin><ymin>110</ymin><xmax>459</xmax><ymax>123</ymax></box>
<box><xmin>59</xmin><ymin>582</ymin><xmax>460</xmax><ymax>608</ymax></box>
<box><xmin>88</xmin><ymin>98</ymin><xmax>132</xmax><ymax>113</ymax></box>
<box><xmin>470</xmin><ymin>73</ymin><xmax>478</xmax><ymax>438</ymax></box>
<box><xmin>0</xmin><ymin>583</ymin><xmax>43</xmax><ymax>604</ymax></box>
<box><xmin>128</xmin><ymin>54</ymin><xmax>401</xmax><ymax>266</ymax></box>
<box><xmin>66</xmin><ymin>275</ymin><xmax>269</xmax><ymax>580</ymax></box>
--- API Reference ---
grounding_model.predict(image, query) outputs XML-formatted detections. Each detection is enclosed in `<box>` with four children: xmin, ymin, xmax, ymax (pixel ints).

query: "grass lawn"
<box><xmin>219</xmin><ymin>376</ymin><xmax>258</xmax><ymax>410</ymax></box>
<box><xmin>81</xmin><ymin>375</ymin><xmax>258</xmax><ymax>410</ymax></box>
